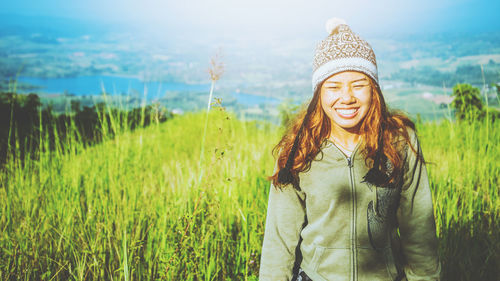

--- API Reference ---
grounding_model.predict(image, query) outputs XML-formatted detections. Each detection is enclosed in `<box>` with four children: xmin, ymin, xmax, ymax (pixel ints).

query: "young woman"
<box><xmin>259</xmin><ymin>19</ymin><xmax>441</xmax><ymax>281</ymax></box>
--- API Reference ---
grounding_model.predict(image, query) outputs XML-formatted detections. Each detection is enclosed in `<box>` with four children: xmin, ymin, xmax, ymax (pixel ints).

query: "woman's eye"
<box><xmin>353</xmin><ymin>85</ymin><xmax>366</xmax><ymax>89</ymax></box>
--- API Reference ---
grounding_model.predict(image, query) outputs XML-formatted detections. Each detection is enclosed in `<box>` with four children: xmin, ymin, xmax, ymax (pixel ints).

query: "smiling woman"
<box><xmin>259</xmin><ymin>18</ymin><xmax>441</xmax><ymax>281</ymax></box>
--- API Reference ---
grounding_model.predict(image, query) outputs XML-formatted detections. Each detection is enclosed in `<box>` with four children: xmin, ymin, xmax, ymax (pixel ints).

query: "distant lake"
<box><xmin>17</xmin><ymin>75</ymin><xmax>281</xmax><ymax>106</ymax></box>
<box><xmin>18</xmin><ymin>75</ymin><xmax>210</xmax><ymax>98</ymax></box>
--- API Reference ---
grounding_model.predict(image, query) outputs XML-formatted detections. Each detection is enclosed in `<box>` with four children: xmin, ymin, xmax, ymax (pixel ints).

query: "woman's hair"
<box><xmin>270</xmin><ymin>76</ymin><xmax>419</xmax><ymax>188</ymax></box>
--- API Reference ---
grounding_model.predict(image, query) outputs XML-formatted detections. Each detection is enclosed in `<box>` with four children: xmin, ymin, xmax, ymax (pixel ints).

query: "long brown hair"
<box><xmin>270</xmin><ymin>77</ymin><xmax>419</xmax><ymax>188</ymax></box>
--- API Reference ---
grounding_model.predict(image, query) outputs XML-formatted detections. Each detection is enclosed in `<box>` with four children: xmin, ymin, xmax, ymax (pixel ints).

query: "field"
<box><xmin>0</xmin><ymin>105</ymin><xmax>499</xmax><ymax>280</ymax></box>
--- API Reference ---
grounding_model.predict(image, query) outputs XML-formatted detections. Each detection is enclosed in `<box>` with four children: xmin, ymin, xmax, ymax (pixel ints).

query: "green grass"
<box><xmin>418</xmin><ymin>118</ymin><xmax>499</xmax><ymax>280</ymax></box>
<box><xmin>0</xmin><ymin>105</ymin><xmax>498</xmax><ymax>280</ymax></box>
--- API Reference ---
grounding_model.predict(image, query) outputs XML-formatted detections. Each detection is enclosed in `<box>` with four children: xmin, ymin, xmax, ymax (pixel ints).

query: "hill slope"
<box><xmin>0</xmin><ymin>110</ymin><xmax>498</xmax><ymax>280</ymax></box>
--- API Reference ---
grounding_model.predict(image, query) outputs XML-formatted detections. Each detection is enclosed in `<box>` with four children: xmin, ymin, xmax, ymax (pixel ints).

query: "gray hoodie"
<box><xmin>259</xmin><ymin>129</ymin><xmax>441</xmax><ymax>281</ymax></box>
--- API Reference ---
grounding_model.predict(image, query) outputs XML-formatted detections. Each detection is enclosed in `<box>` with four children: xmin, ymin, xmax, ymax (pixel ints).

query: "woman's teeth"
<box><xmin>336</xmin><ymin>108</ymin><xmax>358</xmax><ymax>115</ymax></box>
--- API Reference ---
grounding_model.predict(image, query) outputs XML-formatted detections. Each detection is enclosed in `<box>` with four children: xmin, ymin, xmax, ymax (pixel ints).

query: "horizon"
<box><xmin>2</xmin><ymin>0</ymin><xmax>500</xmax><ymax>42</ymax></box>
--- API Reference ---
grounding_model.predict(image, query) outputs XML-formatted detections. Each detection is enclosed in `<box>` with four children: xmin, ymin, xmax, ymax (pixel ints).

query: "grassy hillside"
<box><xmin>0</xmin><ymin>107</ymin><xmax>498</xmax><ymax>280</ymax></box>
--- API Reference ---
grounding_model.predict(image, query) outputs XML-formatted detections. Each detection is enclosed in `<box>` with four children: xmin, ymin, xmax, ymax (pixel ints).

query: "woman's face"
<box><xmin>320</xmin><ymin>71</ymin><xmax>373</xmax><ymax>133</ymax></box>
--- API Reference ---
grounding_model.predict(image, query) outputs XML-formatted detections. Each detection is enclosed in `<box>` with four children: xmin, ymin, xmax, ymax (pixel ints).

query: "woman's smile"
<box><xmin>335</xmin><ymin>107</ymin><xmax>359</xmax><ymax>118</ymax></box>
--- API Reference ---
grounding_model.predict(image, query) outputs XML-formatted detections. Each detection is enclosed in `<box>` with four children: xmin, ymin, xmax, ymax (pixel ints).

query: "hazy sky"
<box><xmin>2</xmin><ymin>0</ymin><xmax>499</xmax><ymax>40</ymax></box>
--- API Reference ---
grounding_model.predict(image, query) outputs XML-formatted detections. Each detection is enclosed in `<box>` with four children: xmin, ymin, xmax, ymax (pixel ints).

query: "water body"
<box><xmin>17</xmin><ymin>75</ymin><xmax>281</xmax><ymax>106</ymax></box>
<box><xmin>18</xmin><ymin>75</ymin><xmax>210</xmax><ymax>98</ymax></box>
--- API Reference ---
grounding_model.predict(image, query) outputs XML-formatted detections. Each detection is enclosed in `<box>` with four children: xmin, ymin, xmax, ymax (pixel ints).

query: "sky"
<box><xmin>2</xmin><ymin>0</ymin><xmax>499</xmax><ymax>41</ymax></box>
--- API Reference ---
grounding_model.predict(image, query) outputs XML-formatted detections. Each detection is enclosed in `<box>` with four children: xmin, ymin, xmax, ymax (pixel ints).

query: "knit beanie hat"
<box><xmin>312</xmin><ymin>18</ymin><xmax>379</xmax><ymax>93</ymax></box>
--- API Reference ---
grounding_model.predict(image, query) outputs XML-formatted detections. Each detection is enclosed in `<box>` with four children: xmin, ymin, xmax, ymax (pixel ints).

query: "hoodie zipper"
<box><xmin>328</xmin><ymin>138</ymin><xmax>360</xmax><ymax>281</ymax></box>
<box><xmin>347</xmin><ymin>156</ymin><xmax>358</xmax><ymax>281</ymax></box>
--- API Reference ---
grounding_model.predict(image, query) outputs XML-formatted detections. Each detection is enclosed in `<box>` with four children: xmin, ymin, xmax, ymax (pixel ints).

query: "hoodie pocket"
<box><xmin>310</xmin><ymin>246</ymin><xmax>324</xmax><ymax>271</ymax></box>
<box><xmin>301</xmin><ymin>243</ymin><xmax>326</xmax><ymax>272</ymax></box>
<box><xmin>305</xmin><ymin>246</ymin><xmax>393</xmax><ymax>280</ymax></box>
<box><xmin>314</xmin><ymin>247</ymin><xmax>351</xmax><ymax>280</ymax></box>
<box><xmin>357</xmin><ymin>247</ymin><xmax>394</xmax><ymax>281</ymax></box>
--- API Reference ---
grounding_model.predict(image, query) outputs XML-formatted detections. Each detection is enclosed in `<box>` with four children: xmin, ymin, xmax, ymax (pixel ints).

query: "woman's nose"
<box><xmin>340</xmin><ymin>87</ymin><xmax>354</xmax><ymax>102</ymax></box>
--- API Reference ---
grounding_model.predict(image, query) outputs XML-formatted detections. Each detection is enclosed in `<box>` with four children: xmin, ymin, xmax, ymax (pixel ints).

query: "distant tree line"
<box><xmin>389</xmin><ymin>60</ymin><xmax>500</xmax><ymax>88</ymax></box>
<box><xmin>0</xmin><ymin>92</ymin><xmax>173</xmax><ymax>165</ymax></box>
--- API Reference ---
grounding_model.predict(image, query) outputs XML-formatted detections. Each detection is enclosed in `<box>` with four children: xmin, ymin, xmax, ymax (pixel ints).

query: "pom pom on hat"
<box><xmin>325</xmin><ymin>17</ymin><xmax>347</xmax><ymax>34</ymax></box>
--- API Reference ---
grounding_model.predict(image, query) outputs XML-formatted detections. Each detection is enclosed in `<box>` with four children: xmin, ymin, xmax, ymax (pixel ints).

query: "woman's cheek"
<box><xmin>355</xmin><ymin>89</ymin><xmax>372</xmax><ymax>103</ymax></box>
<box><xmin>326</xmin><ymin>91</ymin><xmax>340</xmax><ymax>105</ymax></box>
<box><xmin>321</xmin><ymin>92</ymin><xmax>333</xmax><ymax>107</ymax></box>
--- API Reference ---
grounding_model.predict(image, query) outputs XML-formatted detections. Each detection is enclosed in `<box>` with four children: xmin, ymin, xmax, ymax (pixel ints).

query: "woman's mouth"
<box><xmin>335</xmin><ymin>108</ymin><xmax>358</xmax><ymax>118</ymax></box>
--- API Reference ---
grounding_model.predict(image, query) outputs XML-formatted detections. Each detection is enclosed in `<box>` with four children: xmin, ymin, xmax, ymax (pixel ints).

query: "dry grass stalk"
<box><xmin>199</xmin><ymin>49</ymin><xmax>225</xmax><ymax>183</ymax></box>
<box><xmin>208</xmin><ymin>49</ymin><xmax>225</xmax><ymax>82</ymax></box>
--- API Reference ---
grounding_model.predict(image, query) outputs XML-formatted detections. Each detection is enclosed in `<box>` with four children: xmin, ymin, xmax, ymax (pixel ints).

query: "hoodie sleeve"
<box><xmin>259</xmin><ymin>179</ymin><xmax>306</xmax><ymax>281</ymax></box>
<box><xmin>397</xmin><ymin>130</ymin><xmax>441</xmax><ymax>281</ymax></box>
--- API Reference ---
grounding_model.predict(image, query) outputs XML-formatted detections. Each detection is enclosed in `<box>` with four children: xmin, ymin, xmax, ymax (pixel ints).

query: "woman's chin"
<box><xmin>332</xmin><ymin>118</ymin><xmax>362</xmax><ymax>130</ymax></box>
